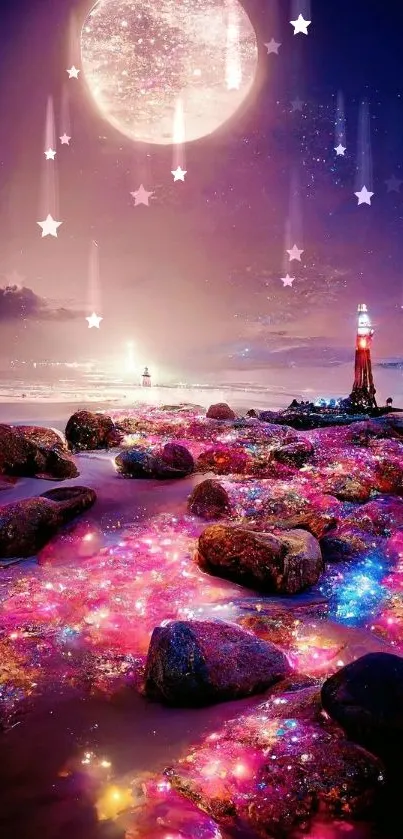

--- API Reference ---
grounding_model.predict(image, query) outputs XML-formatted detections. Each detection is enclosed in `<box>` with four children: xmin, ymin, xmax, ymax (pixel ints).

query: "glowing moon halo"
<box><xmin>81</xmin><ymin>0</ymin><xmax>258</xmax><ymax>145</ymax></box>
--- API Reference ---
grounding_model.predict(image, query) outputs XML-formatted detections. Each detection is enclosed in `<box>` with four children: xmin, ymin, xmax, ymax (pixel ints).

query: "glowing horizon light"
<box><xmin>80</xmin><ymin>0</ymin><xmax>258</xmax><ymax>145</ymax></box>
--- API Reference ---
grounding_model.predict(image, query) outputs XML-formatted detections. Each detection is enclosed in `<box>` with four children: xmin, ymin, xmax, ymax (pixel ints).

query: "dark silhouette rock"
<box><xmin>206</xmin><ymin>403</ymin><xmax>236</xmax><ymax>421</ymax></box>
<box><xmin>321</xmin><ymin>652</ymin><xmax>403</xmax><ymax>766</ymax></box>
<box><xmin>320</xmin><ymin>523</ymin><xmax>377</xmax><ymax>562</ymax></box>
<box><xmin>65</xmin><ymin>410</ymin><xmax>117</xmax><ymax>451</ymax></box>
<box><xmin>0</xmin><ymin>486</ymin><xmax>96</xmax><ymax>559</ymax></box>
<box><xmin>34</xmin><ymin>448</ymin><xmax>79</xmax><ymax>480</ymax></box>
<box><xmin>272</xmin><ymin>439</ymin><xmax>314</xmax><ymax>468</ymax></box>
<box><xmin>197</xmin><ymin>524</ymin><xmax>322</xmax><ymax>594</ymax></box>
<box><xmin>188</xmin><ymin>479</ymin><xmax>231</xmax><ymax>519</ymax></box>
<box><xmin>144</xmin><ymin>619</ymin><xmax>291</xmax><ymax>706</ymax></box>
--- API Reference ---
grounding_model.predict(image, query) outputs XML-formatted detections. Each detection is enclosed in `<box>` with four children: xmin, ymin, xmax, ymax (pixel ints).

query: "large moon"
<box><xmin>80</xmin><ymin>0</ymin><xmax>258</xmax><ymax>145</ymax></box>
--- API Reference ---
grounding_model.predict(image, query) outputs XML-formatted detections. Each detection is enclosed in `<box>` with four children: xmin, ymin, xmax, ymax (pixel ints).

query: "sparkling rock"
<box><xmin>206</xmin><ymin>403</ymin><xmax>236</xmax><ymax>420</ymax></box>
<box><xmin>197</xmin><ymin>524</ymin><xmax>323</xmax><ymax>594</ymax></box>
<box><xmin>320</xmin><ymin>523</ymin><xmax>378</xmax><ymax>562</ymax></box>
<box><xmin>188</xmin><ymin>479</ymin><xmax>231</xmax><ymax>519</ymax></box>
<box><xmin>0</xmin><ymin>423</ymin><xmax>78</xmax><ymax>479</ymax></box>
<box><xmin>65</xmin><ymin>410</ymin><xmax>119</xmax><ymax>451</ymax></box>
<box><xmin>272</xmin><ymin>439</ymin><xmax>314</xmax><ymax>468</ymax></box>
<box><xmin>115</xmin><ymin>447</ymin><xmax>155</xmax><ymax>477</ymax></box>
<box><xmin>244</xmin><ymin>489</ymin><xmax>340</xmax><ymax>540</ymax></box>
<box><xmin>144</xmin><ymin>619</ymin><xmax>291</xmax><ymax>706</ymax></box>
<box><xmin>342</xmin><ymin>496</ymin><xmax>403</xmax><ymax>536</ymax></box>
<box><xmin>167</xmin><ymin>684</ymin><xmax>383</xmax><ymax>837</ymax></box>
<box><xmin>196</xmin><ymin>445</ymin><xmax>252</xmax><ymax>475</ymax></box>
<box><xmin>155</xmin><ymin>442</ymin><xmax>194</xmax><ymax>478</ymax></box>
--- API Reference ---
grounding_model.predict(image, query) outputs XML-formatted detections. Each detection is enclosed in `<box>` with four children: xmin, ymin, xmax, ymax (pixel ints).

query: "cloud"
<box><xmin>0</xmin><ymin>284</ymin><xmax>82</xmax><ymax>322</ymax></box>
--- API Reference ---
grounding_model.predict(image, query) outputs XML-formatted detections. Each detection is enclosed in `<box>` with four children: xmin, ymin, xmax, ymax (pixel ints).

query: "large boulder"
<box><xmin>0</xmin><ymin>423</ymin><xmax>78</xmax><ymax>480</ymax></box>
<box><xmin>65</xmin><ymin>410</ymin><xmax>119</xmax><ymax>451</ymax></box>
<box><xmin>144</xmin><ymin>620</ymin><xmax>291</xmax><ymax>706</ymax></box>
<box><xmin>321</xmin><ymin>652</ymin><xmax>403</xmax><ymax>766</ymax></box>
<box><xmin>271</xmin><ymin>439</ymin><xmax>314</xmax><ymax>468</ymax></box>
<box><xmin>206</xmin><ymin>403</ymin><xmax>236</xmax><ymax>421</ymax></box>
<box><xmin>168</xmin><ymin>684</ymin><xmax>383</xmax><ymax>837</ymax></box>
<box><xmin>188</xmin><ymin>479</ymin><xmax>231</xmax><ymax>519</ymax></box>
<box><xmin>197</xmin><ymin>524</ymin><xmax>323</xmax><ymax>594</ymax></box>
<box><xmin>0</xmin><ymin>487</ymin><xmax>96</xmax><ymax>559</ymax></box>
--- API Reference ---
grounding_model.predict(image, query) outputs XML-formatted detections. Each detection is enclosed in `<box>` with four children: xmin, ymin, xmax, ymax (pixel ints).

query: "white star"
<box><xmin>385</xmin><ymin>174</ymin><xmax>402</xmax><ymax>193</ymax></box>
<box><xmin>335</xmin><ymin>144</ymin><xmax>346</xmax><ymax>156</ymax></box>
<box><xmin>290</xmin><ymin>14</ymin><xmax>311</xmax><ymax>35</ymax></box>
<box><xmin>44</xmin><ymin>148</ymin><xmax>56</xmax><ymax>160</ymax></box>
<box><xmin>291</xmin><ymin>98</ymin><xmax>304</xmax><ymax>112</ymax></box>
<box><xmin>130</xmin><ymin>184</ymin><xmax>154</xmax><ymax>206</ymax></box>
<box><xmin>354</xmin><ymin>186</ymin><xmax>374</xmax><ymax>206</ymax></box>
<box><xmin>67</xmin><ymin>65</ymin><xmax>80</xmax><ymax>78</ymax></box>
<box><xmin>171</xmin><ymin>166</ymin><xmax>187</xmax><ymax>181</ymax></box>
<box><xmin>37</xmin><ymin>214</ymin><xmax>62</xmax><ymax>238</ymax></box>
<box><xmin>60</xmin><ymin>134</ymin><xmax>71</xmax><ymax>145</ymax></box>
<box><xmin>86</xmin><ymin>312</ymin><xmax>103</xmax><ymax>329</ymax></box>
<box><xmin>281</xmin><ymin>274</ymin><xmax>295</xmax><ymax>287</ymax></box>
<box><xmin>264</xmin><ymin>38</ymin><xmax>281</xmax><ymax>55</ymax></box>
<box><xmin>286</xmin><ymin>244</ymin><xmax>304</xmax><ymax>261</ymax></box>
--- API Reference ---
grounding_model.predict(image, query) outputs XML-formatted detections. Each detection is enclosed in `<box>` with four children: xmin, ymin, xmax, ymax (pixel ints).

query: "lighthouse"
<box><xmin>349</xmin><ymin>303</ymin><xmax>377</xmax><ymax>411</ymax></box>
<box><xmin>142</xmin><ymin>366</ymin><xmax>151</xmax><ymax>387</ymax></box>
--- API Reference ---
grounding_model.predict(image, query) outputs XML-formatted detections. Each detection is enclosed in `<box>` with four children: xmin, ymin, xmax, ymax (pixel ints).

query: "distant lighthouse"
<box><xmin>142</xmin><ymin>366</ymin><xmax>151</xmax><ymax>387</ymax></box>
<box><xmin>349</xmin><ymin>303</ymin><xmax>377</xmax><ymax>411</ymax></box>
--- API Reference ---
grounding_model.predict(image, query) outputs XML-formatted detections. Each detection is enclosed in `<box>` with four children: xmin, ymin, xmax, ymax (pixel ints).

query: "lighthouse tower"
<box><xmin>349</xmin><ymin>303</ymin><xmax>377</xmax><ymax>411</ymax></box>
<box><xmin>142</xmin><ymin>366</ymin><xmax>151</xmax><ymax>387</ymax></box>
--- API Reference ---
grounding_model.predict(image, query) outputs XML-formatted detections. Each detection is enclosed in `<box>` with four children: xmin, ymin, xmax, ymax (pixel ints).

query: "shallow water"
<box><xmin>0</xmin><ymin>412</ymin><xmax>400</xmax><ymax>838</ymax></box>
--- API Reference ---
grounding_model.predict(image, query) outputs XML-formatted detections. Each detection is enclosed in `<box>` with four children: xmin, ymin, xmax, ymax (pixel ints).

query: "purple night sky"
<box><xmin>0</xmin><ymin>0</ymin><xmax>402</xmax><ymax>383</ymax></box>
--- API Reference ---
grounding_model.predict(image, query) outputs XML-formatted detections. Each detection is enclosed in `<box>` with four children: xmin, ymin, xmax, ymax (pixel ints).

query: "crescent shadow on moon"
<box><xmin>80</xmin><ymin>0</ymin><xmax>259</xmax><ymax>146</ymax></box>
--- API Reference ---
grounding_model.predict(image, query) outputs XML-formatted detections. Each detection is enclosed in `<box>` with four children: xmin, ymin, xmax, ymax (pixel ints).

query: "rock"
<box><xmin>373</xmin><ymin>455</ymin><xmax>403</xmax><ymax>494</ymax></box>
<box><xmin>323</xmin><ymin>472</ymin><xmax>372</xmax><ymax>502</ymax></box>
<box><xmin>15</xmin><ymin>425</ymin><xmax>68</xmax><ymax>450</ymax></box>
<box><xmin>168</xmin><ymin>684</ymin><xmax>383</xmax><ymax>837</ymax></box>
<box><xmin>272</xmin><ymin>439</ymin><xmax>314</xmax><ymax>468</ymax></box>
<box><xmin>40</xmin><ymin>486</ymin><xmax>97</xmax><ymax>520</ymax></box>
<box><xmin>155</xmin><ymin>443</ymin><xmax>194</xmax><ymax>479</ymax></box>
<box><xmin>115</xmin><ymin>447</ymin><xmax>155</xmax><ymax>477</ymax></box>
<box><xmin>115</xmin><ymin>444</ymin><xmax>194</xmax><ymax>480</ymax></box>
<box><xmin>246</xmin><ymin>491</ymin><xmax>340</xmax><ymax>540</ymax></box>
<box><xmin>188</xmin><ymin>479</ymin><xmax>231</xmax><ymax>519</ymax></box>
<box><xmin>0</xmin><ymin>487</ymin><xmax>96</xmax><ymax>559</ymax></box>
<box><xmin>346</xmin><ymin>419</ymin><xmax>402</xmax><ymax>446</ymax></box>
<box><xmin>34</xmin><ymin>448</ymin><xmax>79</xmax><ymax>480</ymax></box>
<box><xmin>65</xmin><ymin>410</ymin><xmax>117</xmax><ymax>451</ymax></box>
<box><xmin>206</xmin><ymin>403</ymin><xmax>236</xmax><ymax>421</ymax></box>
<box><xmin>320</xmin><ymin>523</ymin><xmax>377</xmax><ymax>562</ymax></box>
<box><xmin>197</xmin><ymin>524</ymin><xmax>323</xmax><ymax>594</ymax></box>
<box><xmin>321</xmin><ymin>652</ymin><xmax>403</xmax><ymax>766</ymax></box>
<box><xmin>196</xmin><ymin>445</ymin><xmax>251</xmax><ymax>475</ymax></box>
<box><xmin>144</xmin><ymin>619</ymin><xmax>291</xmax><ymax>706</ymax></box>
<box><xmin>0</xmin><ymin>424</ymin><xmax>78</xmax><ymax>480</ymax></box>
<box><xmin>343</xmin><ymin>496</ymin><xmax>403</xmax><ymax>536</ymax></box>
